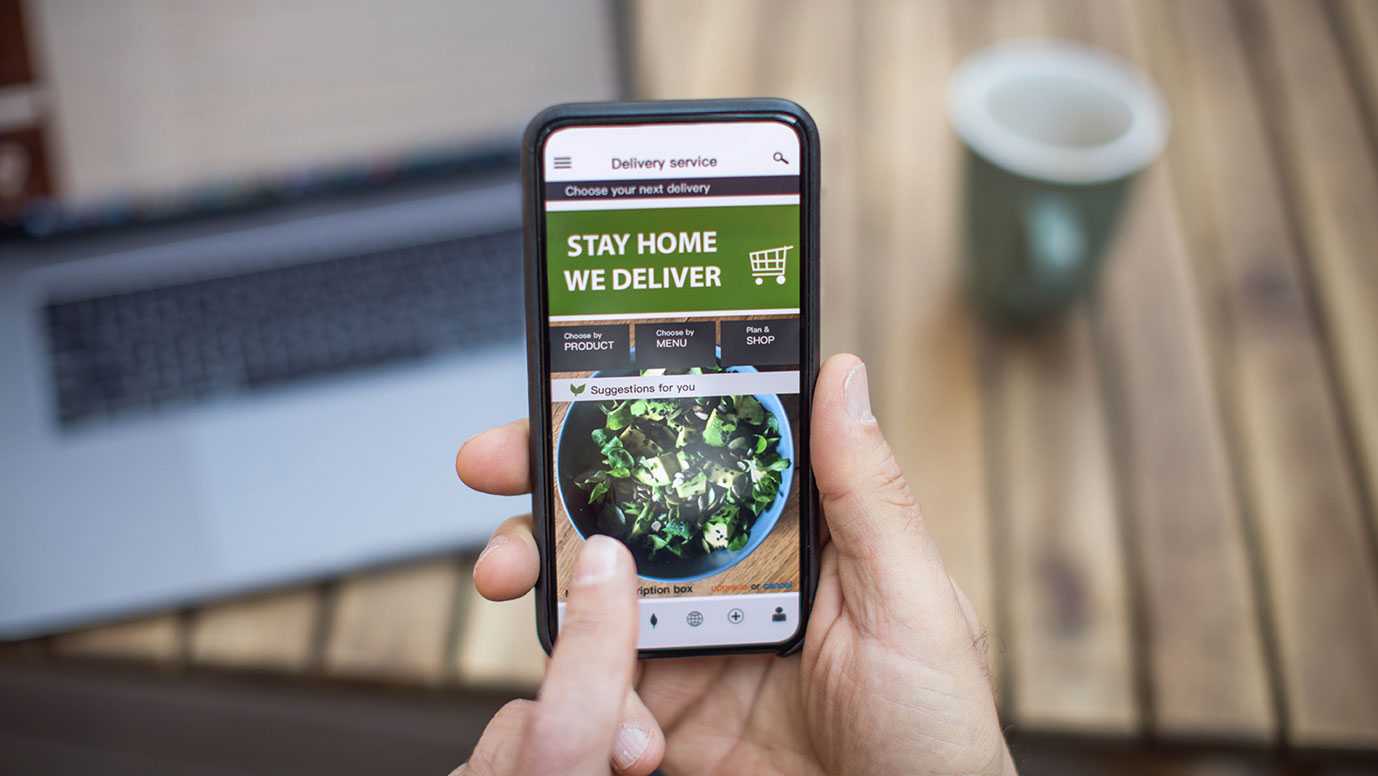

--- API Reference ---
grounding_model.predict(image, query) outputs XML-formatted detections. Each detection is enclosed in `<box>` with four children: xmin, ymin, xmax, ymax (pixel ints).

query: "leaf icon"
<box><xmin>570</xmin><ymin>383</ymin><xmax>586</xmax><ymax>396</ymax></box>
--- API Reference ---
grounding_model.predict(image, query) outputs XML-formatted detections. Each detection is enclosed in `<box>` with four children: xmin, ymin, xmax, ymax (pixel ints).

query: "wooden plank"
<box><xmin>1115</xmin><ymin>0</ymin><xmax>1206</xmax><ymax>269</ymax></box>
<box><xmin>1072</xmin><ymin>0</ymin><xmax>1275</xmax><ymax>741</ymax></box>
<box><xmin>955</xmin><ymin>0</ymin><xmax>1049</xmax><ymax>44</ymax></box>
<box><xmin>948</xmin><ymin>0</ymin><xmax>1135</xmax><ymax>732</ymax></box>
<box><xmin>50</xmin><ymin>615</ymin><xmax>181</xmax><ymax>662</ymax></box>
<box><xmin>993</xmin><ymin>317</ymin><xmax>1136</xmax><ymax>733</ymax></box>
<box><xmin>1018</xmin><ymin>0</ymin><xmax>1145</xmax><ymax>724</ymax></box>
<box><xmin>628</xmin><ymin>0</ymin><xmax>759</xmax><ymax>100</ymax></box>
<box><xmin>187</xmin><ymin>587</ymin><xmax>321</xmax><ymax>672</ymax></box>
<box><xmin>1338</xmin><ymin>0</ymin><xmax>1378</xmax><ymax>150</ymax></box>
<box><xmin>1138</xmin><ymin>0</ymin><xmax>1378</xmax><ymax>747</ymax></box>
<box><xmin>1255</xmin><ymin>0</ymin><xmax>1378</xmax><ymax>523</ymax></box>
<box><xmin>1011</xmin><ymin>747</ymin><xmax>1278</xmax><ymax>776</ymax></box>
<box><xmin>625</xmin><ymin>1</ymin><xmax>689</xmax><ymax>99</ymax></box>
<box><xmin>323</xmin><ymin>559</ymin><xmax>460</xmax><ymax>684</ymax></box>
<box><xmin>0</xmin><ymin>661</ymin><xmax>508</xmax><ymax>776</ymax></box>
<box><xmin>1096</xmin><ymin>158</ymin><xmax>1276</xmax><ymax>742</ymax></box>
<box><xmin>1139</xmin><ymin>0</ymin><xmax>1378</xmax><ymax>748</ymax></box>
<box><xmin>452</xmin><ymin>559</ymin><xmax>545</xmax><ymax>690</ymax></box>
<box><xmin>856</xmin><ymin>0</ymin><xmax>998</xmax><ymax>693</ymax></box>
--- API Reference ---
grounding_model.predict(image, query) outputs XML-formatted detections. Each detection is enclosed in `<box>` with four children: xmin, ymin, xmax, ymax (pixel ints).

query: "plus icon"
<box><xmin>727</xmin><ymin>608</ymin><xmax>745</xmax><ymax>625</ymax></box>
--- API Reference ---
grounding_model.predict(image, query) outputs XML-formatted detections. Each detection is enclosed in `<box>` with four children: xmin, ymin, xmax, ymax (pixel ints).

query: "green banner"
<box><xmin>545</xmin><ymin>204</ymin><xmax>800</xmax><ymax>317</ymax></box>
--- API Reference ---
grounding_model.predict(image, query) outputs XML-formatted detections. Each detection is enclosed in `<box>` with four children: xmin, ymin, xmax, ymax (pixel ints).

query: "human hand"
<box><xmin>453</xmin><ymin>534</ymin><xmax>665</xmax><ymax>775</ymax></box>
<box><xmin>455</xmin><ymin>354</ymin><xmax>1015</xmax><ymax>776</ymax></box>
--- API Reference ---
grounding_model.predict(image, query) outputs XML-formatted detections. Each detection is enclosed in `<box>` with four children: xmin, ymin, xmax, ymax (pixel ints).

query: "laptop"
<box><xmin>0</xmin><ymin>0</ymin><xmax>622</xmax><ymax>638</ymax></box>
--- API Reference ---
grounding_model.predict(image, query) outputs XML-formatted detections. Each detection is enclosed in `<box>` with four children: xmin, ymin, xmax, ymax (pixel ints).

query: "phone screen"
<box><xmin>538</xmin><ymin>118</ymin><xmax>807</xmax><ymax>650</ymax></box>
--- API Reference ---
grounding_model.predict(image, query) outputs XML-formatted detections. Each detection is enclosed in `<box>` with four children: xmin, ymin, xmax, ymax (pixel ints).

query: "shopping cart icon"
<box><xmin>748</xmin><ymin>245</ymin><xmax>793</xmax><ymax>285</ymax></box>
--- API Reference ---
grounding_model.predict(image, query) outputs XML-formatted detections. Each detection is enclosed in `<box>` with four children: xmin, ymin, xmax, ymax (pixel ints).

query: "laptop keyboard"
<box><xmin>43</xmin><ymin>229</ymin><xmax>523</xmax><ymax>426</ymax></box>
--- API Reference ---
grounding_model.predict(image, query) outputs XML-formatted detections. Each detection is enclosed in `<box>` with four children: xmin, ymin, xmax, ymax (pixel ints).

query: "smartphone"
<box><xmin>521</xmin><ymin>99</ymin><xmax>820</xmax><ymax>657</ymax></box>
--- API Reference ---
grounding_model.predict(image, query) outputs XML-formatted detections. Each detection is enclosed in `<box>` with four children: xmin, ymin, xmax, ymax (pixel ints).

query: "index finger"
<box><xmin>456</xmin><ymin>419</ymin><xmax>531</xmax><ymax>495</ymax></box>
<box><xmin>519</xmin><ymin>536</ymin><xmax>641</xmax><ymax>775</ymax></box>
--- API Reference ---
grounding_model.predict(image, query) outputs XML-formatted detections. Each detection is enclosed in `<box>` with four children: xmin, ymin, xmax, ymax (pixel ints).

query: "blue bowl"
<box><xmin>555</xmin><ymin>364</ymin><xmax>795</xmax><ymax>583</ymax></box>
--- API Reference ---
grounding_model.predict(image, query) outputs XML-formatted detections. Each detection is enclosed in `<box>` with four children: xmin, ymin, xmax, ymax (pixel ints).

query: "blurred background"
<box><xmin>3</xmin><ymin>0</ymin><xmax>1378</xmax><ymax>773</ymax></box>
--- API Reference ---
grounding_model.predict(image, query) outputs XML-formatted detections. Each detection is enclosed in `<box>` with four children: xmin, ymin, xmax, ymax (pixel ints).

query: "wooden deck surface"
<box><xmin>7</xmin><ymin>0</ymin><xmax>1378</xmax><ymax>759</ymax></box>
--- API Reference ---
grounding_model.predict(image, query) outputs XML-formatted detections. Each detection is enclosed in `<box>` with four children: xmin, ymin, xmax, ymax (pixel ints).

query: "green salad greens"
<box><xmin>573</xmin><ymin>391</ymin><xmax>791</xmax><ymax>558</ymax></box>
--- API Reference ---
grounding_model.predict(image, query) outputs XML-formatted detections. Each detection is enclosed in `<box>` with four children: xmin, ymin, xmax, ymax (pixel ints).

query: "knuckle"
<box><xmin>869</xmin><ymin>448</ymin><xmax>918</xmax><ymax>511</ymax></box>
<box><xmin>870</xmin><ymin>449</ymin><xmax>927</xmax><ymax>541</ymax></box>
<box><xmin>821</xmin><ymin>490</ymin><xmax>880</xmax><ymax>561</ymax></box>
<box><xmin>819</xmin><ymin>439</ymin><xmax>920</xmax><ymax>517</ymax></box>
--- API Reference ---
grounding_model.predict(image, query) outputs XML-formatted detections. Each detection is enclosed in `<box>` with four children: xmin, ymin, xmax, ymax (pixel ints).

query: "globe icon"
<box><xmin>686</xmin><ymin>610</ymin><xmax>704</xmax><ymax>627</ymax></box>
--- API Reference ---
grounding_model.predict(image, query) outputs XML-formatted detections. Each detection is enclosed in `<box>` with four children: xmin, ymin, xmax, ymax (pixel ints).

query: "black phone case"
<box><xmin>521</xmin><ymin>98</ymin><xmax>821</xmax><ymax>659</ymax></box>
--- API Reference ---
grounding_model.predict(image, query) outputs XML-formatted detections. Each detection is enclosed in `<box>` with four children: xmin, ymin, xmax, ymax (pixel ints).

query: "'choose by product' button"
<box><xmin>549</xmin><ymin>325</ymin><xmax>630</xmax><ymax>372</ymax></box>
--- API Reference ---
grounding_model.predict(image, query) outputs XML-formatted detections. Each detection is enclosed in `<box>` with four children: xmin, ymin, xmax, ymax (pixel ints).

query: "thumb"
<box><xmin>810</xmin><ymin>354</ymin><xmax>954</xmax><ymax>632</ymax></box>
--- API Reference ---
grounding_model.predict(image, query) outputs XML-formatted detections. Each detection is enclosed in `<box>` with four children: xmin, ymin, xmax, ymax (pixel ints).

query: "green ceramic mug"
<box><xmin>949</xmin><ymin>41</ymin><xmax>1168</xmax><ymax>322</ymax></box>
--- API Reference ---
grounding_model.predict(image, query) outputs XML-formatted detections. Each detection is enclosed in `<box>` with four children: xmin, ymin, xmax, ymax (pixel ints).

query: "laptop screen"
<box><xmin>0</xmin><ymin>0</ymin><xmax>621</xmax><ymax>237</ymax></box>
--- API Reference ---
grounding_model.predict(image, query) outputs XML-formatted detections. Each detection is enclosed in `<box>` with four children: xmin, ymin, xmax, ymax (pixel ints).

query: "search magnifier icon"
<box><xmin>772</xmin><ymin>151</ymin><xmax>789</xmax><ymax>164</ymax></box>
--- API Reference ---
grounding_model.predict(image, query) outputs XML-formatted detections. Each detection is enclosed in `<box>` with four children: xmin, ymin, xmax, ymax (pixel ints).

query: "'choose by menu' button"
<box><xmin>634</xmin><ymin>322</ymin><xmax>715</xmax><ymax>369</ymax></box>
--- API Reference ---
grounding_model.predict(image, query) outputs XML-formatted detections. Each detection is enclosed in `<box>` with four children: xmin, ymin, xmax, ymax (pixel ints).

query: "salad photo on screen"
<box><xmin>571</xmin><ymin>391</ymin><xmax>791</xmax><ymax>559</ymax></box>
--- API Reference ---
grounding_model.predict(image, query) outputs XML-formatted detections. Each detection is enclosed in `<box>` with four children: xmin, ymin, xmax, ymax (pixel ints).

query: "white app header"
<box><xmin>543</xmin><ymin>121</ymin><xmax>802</xmax><ymax>181</ymax></box>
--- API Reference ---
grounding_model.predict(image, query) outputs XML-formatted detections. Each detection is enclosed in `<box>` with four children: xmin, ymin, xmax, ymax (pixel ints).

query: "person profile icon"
<box><xmin>771</xmin><ymin>606</ymin><xmax>787</xmax><ymax>623</ymax></box>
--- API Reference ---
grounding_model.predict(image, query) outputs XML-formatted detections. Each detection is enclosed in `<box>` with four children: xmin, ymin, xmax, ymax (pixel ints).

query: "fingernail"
<box><xmin>474</xmin><ymin>534</ymin><xmax>509</xmax><ymax>570</ymax></box>
<box><xmin>843</xmin><ymin>362</ymin><xmax>875</xmax><ymax>423</ymax></box>
<box><xmin>611</xmin><ymin>724</ymin><xmax>650</xmax><ymax>771</ymax></box>
<box><xmin>572</xmin><ymin>535</ymin><xmax>621</xmax><ymax>587</ymax></box>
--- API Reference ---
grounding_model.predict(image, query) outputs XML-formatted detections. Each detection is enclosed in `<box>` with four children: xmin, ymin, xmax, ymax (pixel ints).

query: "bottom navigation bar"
<box><xmin>558</xmin><ymin>592</ymin><xmax>800</xmax><ymax>650</ymax></box>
